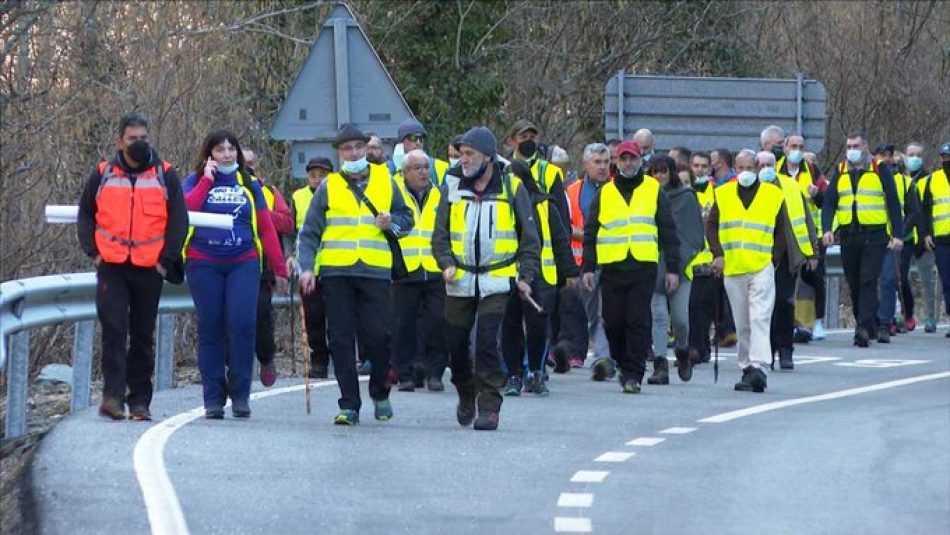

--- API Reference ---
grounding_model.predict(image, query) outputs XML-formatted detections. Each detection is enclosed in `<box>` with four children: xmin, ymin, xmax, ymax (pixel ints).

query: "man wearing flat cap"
<box><xmin>297</xmin><ymin>123</ymin><xmax>414</xmax><ymax>425</ymax></box>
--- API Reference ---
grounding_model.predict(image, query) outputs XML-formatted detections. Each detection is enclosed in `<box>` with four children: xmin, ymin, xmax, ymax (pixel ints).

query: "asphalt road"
<box><xmin>29</xmin><ymin>328</ymin><xmax>950</xmax><ymax>535</ymax></box>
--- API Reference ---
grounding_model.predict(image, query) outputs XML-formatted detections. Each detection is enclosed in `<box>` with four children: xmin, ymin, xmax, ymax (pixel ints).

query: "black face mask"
<box><xmin>517</xmin><ymin>139</ymin><xmax>537</xmax><ymax>159</ymax></box>
<box><xmin>127</xmin><ymin>140</ymin><xmax>151</xmax><ymax>165</ymax></box>
<box><xmin>943</xmin><ymin>161</ymin><xmax>950</xmax><ymax>176</ymax></box>
<box><xmin>771</xmin><ymin>145</ymin><xmax>784</xmax><ymax>160</ymax></box>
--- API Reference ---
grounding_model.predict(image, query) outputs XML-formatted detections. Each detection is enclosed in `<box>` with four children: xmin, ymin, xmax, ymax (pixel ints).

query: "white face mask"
<box><xmin>846</xmin><ymin>149</ymin><xmax>863</xmax><ymax>164</ymax></box>
<box><xmin>694</xmin><ymin>174</ymin><xmax>710</xmax><ymax>185</ymax></box>
<box><xmin>392</xmin><ymin>143</ymin><xmax>406</xmax><ymax>170</ymax></box>
<box><xmin>758</xmin><ymin>167</ymin><xmax>777</xmax><ymax>183</ymax></box>
<box><xmin>449</xmin><ymin>157</ymin><xmax>461</xmax><ymax>168</ymax></box>
<box><xmin>737</xmin><ymin>170</ymin><xmax>757</xmax><ymax>187</ymax></box>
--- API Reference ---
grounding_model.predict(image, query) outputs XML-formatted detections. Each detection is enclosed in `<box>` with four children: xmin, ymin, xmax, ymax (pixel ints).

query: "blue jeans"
<box><xmin>877</xmin><ymin>249</ymin><xmax>898</xmax><ymax>325</ymax></box>
<box><xmin>187</xmin><ymin>258</ymin><xmax>260</xmax><ymax>408</ymax></box>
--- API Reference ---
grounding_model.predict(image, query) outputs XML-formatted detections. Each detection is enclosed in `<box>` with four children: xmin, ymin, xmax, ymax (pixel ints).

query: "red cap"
<box><xmin>616</xmin><ymin>140</ymin><xmax>642</xmax><ymax>158</ymax></box>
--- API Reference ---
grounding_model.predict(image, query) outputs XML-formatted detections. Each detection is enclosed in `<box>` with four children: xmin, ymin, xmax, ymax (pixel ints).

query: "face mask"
<box><xmin>694</xmin><ymin>174</ymin><xmax>710</xmax><ymax>185</ymax></box>
<box><xmin>905</xmin><ymin>156</ymin><xmax>923</xmax><ymax>173</ymax></box>
<box><xmin>758</xmin><ymin>167</ymin><xmax>777</xmax><ymax>183</ymax></box>
<box><xmin>737</xmin><ymin>170</ymin><xmax>757</xmax><ymax>187</ymax></box>
<box><xmin>449</xmin><ymin>158</ymin><xmax>460</xmax><ymax>168</ymax></box>
<box><xmin>787</xmin><ymin>150</ymin><xmax>803</xmax><ymax>165</ymax></box>
<box><xmin>216</xmin><ymin>162</ymin><xmax>239</xmax><ymax>175</ymax></box>
<box><xmin>846</xmin><ymin>149</ymin><xmax>863</xmax><ymax>164</ymax></box>
<box><xmin>517</xmin><ymin>139</ymin><xmax>537</xmax><ymax>160</ymax></box>
<box><xmin>392</xmin><ymin>143</ymin><xmax>406</xmax><ymax>170</ymax></box>
<box><xmin>642</xmin><ymin>152</ymin><xmax>653</xmax><ymax>163</ymax></box>
<box><xmin>127</xmin><ymin>140</ymin><xmax>151</xmax><ymax>165</ymax></box>
<box><xmin>462</xmin><ymin>157</ymin><xmax>489</xmax><ymax>179</ymax></box>
<box><xmin>771</xmin><ymin>145</ymin><xmax>784</xmax><ymax>159</ymax></box>
<box><xmin>618</xmin><ymin>163</ymin><xmax>641</xmax><ymax>178</ymax></box>
<box><xmin>341</xmin><ymin>157</ymin><xmax>369</xmax><ymax>175</ymax></box>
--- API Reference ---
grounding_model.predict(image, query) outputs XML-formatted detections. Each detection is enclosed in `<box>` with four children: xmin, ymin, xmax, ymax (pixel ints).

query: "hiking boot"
<box><xmin>427</xmin><ymin>376</ymin><xmax>445</xmax><ymax>392</ymax></box>
<box><xmin>552</xmin><ymin>342</ymin><xmax>572</xmax><ymax>374</ymax></box>
<box><xmin>720</xmin><ymin>332</ymin><xmax>738</xmax><ymax>348</ymax></box>
<box><xmin>778</xmin><ymin>347</ymin><xmax>794</xmax><ymax>370</ymax></box>
<box><xmin>812</xmin><ymin>319</ymin><xmax>826</xmax><ymax>340</ymax></box>
<box><xmin>750</xmin><ymin>367</ymin><xmax>768</xmax><ymax>393</ymax></box>
<box><xmin>647</xmin><ymin>356</ymin><xmax>670</xmax><ymax>385</ymax></box>
<box><xmin>735</xmin><ymin>366</ymin><xmax>755</xmax><ymax>392</ymax></box>
<box><xmin>688</xmin><ymin>347</ymin><xmax>702</xmax><ymax>366</ymax></box>
<box><xmin>373</xmin><ymin>398</ymin><xmax>393</xmax><ymax>421</ymax></box>
<box><xmin>357</xmin><ymin>361</ymin><xmax>372</xmax><ymax>376</ymax></box>
<box><xmin>504</xmin><ymin>375</ymin><xmax>523</xmax><ymax>396</ymax></box>
<box><xmin>205</xmin><ymin>405</ymin><xmax>225</xmax><ymax>419</ymax></box>
<box><xmin>473</xmin><ymin>410</ymin><xmax>499</xmax><ymax>431</ymax></box>
<box><xmin>308</xmin><ymin>364</ymin><xmax>328</xmax><ymax>379</ymax></box>
<box><xmin>334</xmin><ymin>409</ymin><xmax>360</xmax><ymax>425</ymax></box>
<box><xmin>924</xmin><ymin>317</ymin><xmax>937</xmax><ymax>333</ymax></box>
<box><xmin>99</xmin><ymin>398</ymin><xmax>126</xmax><ymax>420</ymax></box>
<box><xmin>529</xmin><ymin>372</ymin><xmax>550</xmax><ymax>397</ymax></box>
<box><xmin>854</xmin><ymin>327</ymin><xmax>871</xmax><ymax>347</ymax></box>
<box><xmin>128</xmin><ymin>405</ymin><xmax>152</xmax><ymax>421</ymax></box>
<box><xmin>231</xmin><ymin>399</ymin><xmax>251</xmax><ymax>418</ymax></box>
<box><xmin>591</xmin><ymin>358</ymin><xmax>614</xmax><ymax>381</ymax></box>
<box><xmin>397</xmin><ymin>379</ymin><xmax>416</xmax><ymax>392</ymax></box>
<box><xmin>675</xmin><ymin>348</ymin><xmax>692</xmax><ymax>382</ymax></box>
<box><xmin>412</xmin><ymin>365</ymin><xmax>426</xmax><ymax>388</ymax></box>
<box><xmin>259</xmin><ymin>362</ymin><xmax>277</xmax><ymax>387</ymax></box>
<box><xmin>620</xmin><ymin>374</ymin><xmax>641</xmax><ymax>394</ymax></box>
<box><xmin>877</xmin><ymin>325</ymin><xmax>891</xmax><ymax>344</ymax></box>
<box><xmin>456</xmin><ymin>390</ymin><xmax>477</xmax><ymax>427</ymax></box>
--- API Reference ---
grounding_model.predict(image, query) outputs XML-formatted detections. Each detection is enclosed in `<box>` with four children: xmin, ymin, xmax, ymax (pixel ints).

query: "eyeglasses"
<box><xmin>406</xmin><ymin>163</ymin><xmax>430</xmax><ymax>171</ymax></box>
<box><xmin>406</xmin><ymin>134</ymin><xmax>426</xmax><ymax>143</ymax></box>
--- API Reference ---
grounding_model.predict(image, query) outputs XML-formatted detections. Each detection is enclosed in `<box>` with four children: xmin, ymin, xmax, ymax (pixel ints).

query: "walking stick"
<box><xmin>714</xmin><ymin>276</ymin><xmax>723</xmax><ymax>384</ymax></box>
<box><xmin>290</xmin><ymin>275</ymin><xmax>297</xmax><ymax>376</ymax></box>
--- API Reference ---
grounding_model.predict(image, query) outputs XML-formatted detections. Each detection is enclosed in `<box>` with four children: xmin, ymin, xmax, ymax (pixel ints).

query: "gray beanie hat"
<box><xmin>397</xmin><ymin>118</ymin><xmax>427</xmax><ymax>141</ymax></box>
<box><xmin>460</xmin><ymin>126</ymin><xmax>497</xmax><ymax>159</ymax></box>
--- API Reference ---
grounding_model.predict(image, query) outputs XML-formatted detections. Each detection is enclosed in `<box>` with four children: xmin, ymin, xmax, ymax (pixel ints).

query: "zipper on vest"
<box><xmin>128</xmin><ymin>173</ymin><xmax>136</xmax><ymax>258</ymax></box>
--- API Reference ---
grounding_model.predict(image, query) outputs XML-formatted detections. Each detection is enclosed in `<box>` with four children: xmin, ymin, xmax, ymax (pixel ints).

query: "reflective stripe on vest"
<box><xmin>181</xmin><ymin>171</ymin><xmax>262</xmax><ymax>267</ymax></box>
<box><xmin>449</xmin><ymin>175</ymin><xmax>520</xmax><ymax>280</ymax></box>
<box><xmin>929</xmin><ymin>169</ymin><xmax>950</xmax><ymax>238</ymax></box>
<box><xmin>836</xmin><ymin>161</ymin><xmax>887</xmax><ymax>226</ymax></box>
<box><xmin>716</xmin><ymin>181</ymin><xmax>784</xmax><ymax>276</ymax></box>
<box><xmin>535</xmin><ymin>196</ymin><xmax>557</xmax><ymax>285</ymax></box>
<box><xmin>531</xmin><ymin>158</ymin><xmax>561</xmax><ymax>194</ymax></box>
<box><xmin>595</xmin><ymin>176</ymin><xmax>660</xmax><ymax>265</ymax></box>
<box><xmin>398</xmin><ymin>183</ymin><xmax>441</xmax><ymax>274</ymax></box>
<box><xmin>292</xmin><ymin>186</ymin><xmax>315</xmax><ymax>230</ymax></box>
<box><xmin>316</xmin><ymin>165</ymin><xmax>393</xmax><ymax>272</ymax></box>
<box><xmin>94</xmin><ymin>160</ymin><xmax>169</xmax><ymax>267</ymax></box>
<box><xmin>777</xmin><ymin>174</ymin><xmax>814</xmax><ymax>257</ymax></box>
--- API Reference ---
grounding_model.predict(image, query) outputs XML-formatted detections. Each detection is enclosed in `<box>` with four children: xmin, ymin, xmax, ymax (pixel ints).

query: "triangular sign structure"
<box><xmin>270</xmin><ymin>2</ymin><xmax>414</xmax><ymax>177</ymax></box>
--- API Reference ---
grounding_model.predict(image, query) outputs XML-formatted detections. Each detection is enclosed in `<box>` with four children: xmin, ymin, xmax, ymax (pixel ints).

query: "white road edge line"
<box><xmin>134</xmin><ymin>378</ymin><xmax>353</xmax><ymax>535</ymax></box>
<box><xmin>698</xmin><ymin>371</ymin><xmax>950</xmax><ymax>424</ymax></box>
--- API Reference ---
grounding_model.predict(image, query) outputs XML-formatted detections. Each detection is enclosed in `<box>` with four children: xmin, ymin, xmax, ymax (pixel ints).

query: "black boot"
<box><xmin>674</xmin><ymin>348</ymin><xmax>692</xmax><ymax>382</ymax></box>
<box><xmin>735</xmin><ymin>366</ymin><xmax>755</xmax><ymax>392</ymax></box>
<box><xmin>473</xmin><ymin>410</ymin><xmax>499</xmax><ymax>431</ymax></box>
<box><xmin>750</xmin><ymin>367</ymin><xmax>768</xmax><ymax>393</ymax></box>
<box><xmin>854</xmin><ymin>327</ymin><xmax>871</xmax><ymax>347</ymax></box>
<box><xmin>455</xmin><ymin>387</ymin><xmax>476</xmax><ymax>427</ymax></box>
<box><xmin>778</xmin><ymin>347</ymin><xmax>794</xmax><ymax>370</ymax></box>
<box><xmin>552</xmin><ymin>341</ymin><xmax>572</xmax><ymax>374</ymax></box>
<box><xmin>876</xmin><ymin>325</ymin><xmax>891</xmax><ymax>344</ymax></box>
<box><xmin>647</xmin><ymin>356</ymin><xmax>670</xmax><ymax>385</ymax></box>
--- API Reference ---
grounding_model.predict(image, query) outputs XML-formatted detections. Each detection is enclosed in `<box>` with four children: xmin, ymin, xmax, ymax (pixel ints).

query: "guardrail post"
<box><xmin>154</xmin><ymin>314</ymin><xmax>175</xmax><ymax>391</ymax></box>
<box><xmin>826</xmin><ymin>276</ymin><xmax>840</xmax><ymax>329</ymax></box>
<box><xmin>70</xmin><ymin>320</ymin><xmax>94</xmax><ymax>413</ymax></box>
<box><xmin>4</xmin><ymin>331</ymin><xmax>30</xmax><ymax>439</ymax></box>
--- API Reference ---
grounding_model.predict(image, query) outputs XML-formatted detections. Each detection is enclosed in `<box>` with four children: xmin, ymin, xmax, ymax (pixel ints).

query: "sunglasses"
<box><xmin>406</xmin><ymin>134</ymin><xmax>426</xmax><ymax>143</ymax></box>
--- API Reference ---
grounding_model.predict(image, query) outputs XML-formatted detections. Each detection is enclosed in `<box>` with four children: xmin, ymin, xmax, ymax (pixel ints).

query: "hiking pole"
<box><xmin>524</xmin><ymin>293</ymin><xmax>545</xmax><ymax>314</ymax></box>
<box><xmin>714</xmin><ymin>276</ymin><xmax>723</xmax><ymax>384</ymax></box>
<box><xmin>290</xmin><ymin>273</ymin><xmax>297</xmax><ymax>376</ymax></box>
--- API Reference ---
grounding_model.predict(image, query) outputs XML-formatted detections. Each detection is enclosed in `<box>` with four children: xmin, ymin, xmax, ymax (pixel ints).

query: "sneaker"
<box><xmin>734</xmin><ymin>366</ymin><xmax>755</xmax><ymax>392</ymax></box>
<box><xmin>877</xmin><ymin>325</ymin><xmax>891</xmax><ymax>344</ymax></box>
<box><xmin>750</xmin><ymin>367</ymin><xmax>768</xmax><ymax>393</ymax></box>
<box><xmin>591</xmin><ymin>358</ymin><xmax>612</xmax><ymax>381</ymax></box>
<box><xmin>373</xmin><ymin>399</ymin><xmax>393</xmax><ymax>421</ymax></box>
<box><xmin>504</xmin><ymin>376</ymin><xmax>523</xmax><ymax>396</ymax></box>
<box><xmin>427</xmin><ymin>376</ymin><xmax>445</xmax><ymax>392</ymax></box>
<box><xmin>620</xmin><ymin>375</ymin><xmax>641</xmax><ymax>394</ymax></box>
<box><xmin>98</xmin><ymin>398</ymin><xmax>126</xmax><ymax>420</ymax></box>
<box><xmin>128</xmin><ymin>406</ymin><xmax>152</xmax><ymax>421</ymax></box>
<box><xmin>552</xmin><ymin>342</ymin><xmax>572</xmax><ymax>374</ymax></box>
<box><xmin>231</xmin><ymin>399</ymin><xmax>251</xmax><ymax>418</ymax></box>
<box><xmin>674</xmin><ymin>348</ymin><xmax>693</xmax><ymax>382</ymax></box>
<box><xmin>529</xmin><ymin>372</ymin><xmax>550</xmax><ymax>397</ymax></box>
<box><xmin>334</xmin><ymin>409</ymin><xmax>360</xmax><ymax>425</ymax></box>
<box><xmin>357</xmin><ymin>361</ymin><xmax>372</xmax><ymax>376</ymax></box>
<box><xmin>924</xmin><ymin>318</ymin><xmax>937</xmax><ymax>333</ymax></box>
<box><xmin>647</xmin><ymin>356</ymin><xmax>670</xmax><ymax>385</ymax></box>
<box><xmin>569</xmin><ymin>357</ymin><xmax>585</xmax><ymax>368</ymax></box>
<box><xmin>308</xmin><ymin>364</ymin><xmax>328</xmax><ymax>379</ymax></box>
<box><xmin>259</xmin><ymin>362</ymin><xmax>277</xmax><ymax>387</ymax></box>
<box><xmin>473</xmin><ymin>410</ymin><xmax>499</xmax><ymax>431</ymax></box>
<box><xmin>720</xmin><ymin>332</ymin><xmax>738</xmax><ymax>348</ymax></box>
<box><xmin>456</xmin><ymin>390</ymin><xmax>476</xmax><ymax>427</ymax></box>
<box><xmin>205</xmin><ymin>405</ymin><xmax>225</xmax><ymax>419</ymax></box>
<box><xmin>904</xmin><ymin>317</ymin><xmax>916</xmax><ymax>332</ymax></box>
<box><xmin>397</xmin><ymin>379</ymin><xmax>416</xmax><ymax>392</ymax></box>
<box><xmin>812</xmin><ymin>320</ymin><xmax>826</xmax><ymax>340</ymax></box>
<box><xmin>793</xmin><ymin>327</ymin><xmax>812</xmax><ymax>344</ymax></box>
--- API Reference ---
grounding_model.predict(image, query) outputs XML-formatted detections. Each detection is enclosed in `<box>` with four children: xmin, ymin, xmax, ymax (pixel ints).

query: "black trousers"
<box><xmin>556</xmin><ymin>284</ymin><xmax>589</xmax><ymax>359</ymax></box>
<box><xmin>322</xmin><ymin>277</ymin><xmax>391</xmax><ymax>411</ymax></box>
<box><xmin>840</xmin><ymin>229</ymin><xmax>888</xmax><ymax>333</ymax></box>
<box><xmin>391</xmin><ymin>279</ymin><xmax>447</xmax><ymax>380</ymax></box>
<box><xmin>687</xmin><ymin>273</ymin><xmax>717</xmax><ymax>359</ymax></box>
<box><xmin>899</xmin><ymin>242</ymin><xmax>917</xmax><ymax>319</ymax></box>
<box><xmin>95</xmin><ymin>262</ymin><xmax>164</xmax><ymax>408</ymax></box>
<box><xmin>301</xmin><ymin>279</ymin><xmax>329</xmax><ymax>369</ymax></box>
<box><xmin>446</xmin><ymin>293</ymin><xmax>508</xmax><ymax>412</ymax></box>
<box><xmin>502</xmin><ymin>280</ymin><xmax>556</xmax><ymax>376</ymax></box>
<box><xmin>255</xmin><ymin>277</ymin><xmax>275</xmax><ymax>365</ymax></box>
<box><xmin>601</xmin><ymin>268</ymin><xmax>655</xmax><ymax>382</ymax></box>
<box><xmin>770</xmin><ymin>256</ymin><xmax>796</xmax><ymax>352</ymax></box>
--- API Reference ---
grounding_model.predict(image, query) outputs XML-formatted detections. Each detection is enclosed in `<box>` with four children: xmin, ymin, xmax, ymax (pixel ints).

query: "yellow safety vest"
<box><xmin>449</xmin><ymin>174</ymin><xmax>521</xmax><ymax>281</ymax></box>
<box><xmin>316</xmin><ymin>164</ymin><xmax>393</xmax><ymax>273</ymax></box>
<box><xmin>182</xmin><ymin>171</ymin><xmax>263</xmax><ymax>268</ymax></box>
<box><xmin>716</xmin><ymin>181</ymin><xmax>784</xmax><ymax>277</ymax></box>
<box><xmin>398</xmin><ymin>183</ymin><xmax>441</xmax><ymax>274</ymax></box>
<box><xmin>292</xmin><ymin>186</ymin><xmax>315</xmax><ymax>230</ymax></box>
<box><xmin>835</xmin><ymin>161</ymin><xmax>887</xmax><ymax>226</ymax></box>
<box><xmin>596</xmin><ymin>176</ymin><xmax>660</xmax><ymax>265</ymax></box>
<box><xmin>694</xmin><ymin>181</ymin><xmax>715</xmax><ymax>213</ymax></box>
<box><xmin>776</xmin><ymin>175</ymin><xmax>814</xmax><ymax>257</ymax></box>
<box><xmin>929</xmin><ymin>168</ymin><xmax>950</xmax><ymax>238</ymax></box>
<box><xmin>777</xmin><ymin>156</ymin><xmax>821</xmax><ymax>228</ymax></box>
<box><xmin>392</xmin><ymin>156</ymin><xmax>450</xmax><ymax>187</ymax></box>
<box><xmin>892</xmin><ymin>172</ymin><xmax>918</xmax><ymax>242</ymax></box>
<box><xmin>261</xmin><ymin>183</ymin><xmax>275</xmax><ymax>210</ymax></box>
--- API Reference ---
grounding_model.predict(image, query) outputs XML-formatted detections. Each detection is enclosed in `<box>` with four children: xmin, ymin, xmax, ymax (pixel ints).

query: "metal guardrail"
<box><xmin>1</xmin><ymin>273</ymin><xmax>289</xmax><ymax>439</ymax></box>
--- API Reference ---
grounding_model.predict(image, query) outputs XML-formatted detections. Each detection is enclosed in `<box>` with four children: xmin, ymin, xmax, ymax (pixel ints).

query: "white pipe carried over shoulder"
<box><xmin>44</xmin><ymin>205</ymin><xmax>233</xmax><ymax>230</ymax></box>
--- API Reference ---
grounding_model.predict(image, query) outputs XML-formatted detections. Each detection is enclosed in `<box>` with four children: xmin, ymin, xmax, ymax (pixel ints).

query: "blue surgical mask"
<box><xmin>737</xmin><ymin>170</ymin><xmax>757</xmax><ymax>187</ymax></box>
<box><xmin>905</xmin><ymin>156</ymin><xmax>923</xmax><ymax>172</ymax></box>
<box><xmin>787</xmin><ymin>150</ymin><xmax>803</xmax><ymax>165</ymax></box>
<box><xmin>216</xmin><ymin>162</ymin><xmax>239</xmax><ymax>175</ymax></box>
<box><xmin>758</xmin><ymin>167</ymin><xmax>777</xmax><ymax>183</ymax></box>
<box><xmin>392</xmin><ymin>143</ymin><xmax>406</xmax><ymax>170</ymax></box>
<box><xmin>846</xmin><ymin>149</ymin><xmax>863</xmax><ymax>164</ymax></box>
<box><xmin>449</xmin><ymin>158</ymin><xmax>461</xmax><ymax>168</ymax></box>
<box><xmin>341</xmin><ymin>157</ymin><xmax>369</xmax><ymax>175</ymax></box>
<box><xmin>694</xmin><ymin>174</ymin><xmax>710</xmax><ymax>185</ymax></box>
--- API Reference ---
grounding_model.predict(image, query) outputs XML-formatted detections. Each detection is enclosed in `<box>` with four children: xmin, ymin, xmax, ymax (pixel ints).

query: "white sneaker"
<box><xmin>812</xmin><ymin>320</ymin><xmax>826</xmax><ymax>340</ymax></box>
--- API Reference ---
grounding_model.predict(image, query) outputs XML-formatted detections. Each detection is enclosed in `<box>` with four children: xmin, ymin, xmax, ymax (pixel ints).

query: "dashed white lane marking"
<box><xmin>554</xmin><ymin>517</ymin><xmax>592</xmax><ymax>532</ymax></box>
<box><xmin>135</xmin><ymin>378</ymin><xmax>356</xmax><ymax>535</ymax></box>
<box><xmin>659</xmin><ymin>426</ymin><xmax>697</xmax><ymax>434</ymax></box>
<box><xmin>594</xmin><ymin>451</ymin><xmax>635</xmax><ymax>463</ymax></box>
<box><xmin>626</xmin><ymin>437</ymin><xmax>665</xmax><ymax>447</ymax></box>
<box><xmin>557</xmin><ymin>493</ymin><xmax>594</xmax><ymax>508</ymax></box>
<box><xmin>698</xmin><ymin>371</ymin><xmax>950</xmax><ymax>424</ymax></box>
<box><xmin>570</xmin><ymin>470</ymin><xmax>610</xmax><ymax>483</ymax></box>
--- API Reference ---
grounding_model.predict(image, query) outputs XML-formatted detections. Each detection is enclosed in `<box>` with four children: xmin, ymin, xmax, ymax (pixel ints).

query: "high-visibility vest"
<box><xmin>182</xmin><ymin>170</ymin><xmax>263</xmax><ymax>267</ymax></box>
<box><xmin>398</xmin><ymin>183</ymin><xmax>441</xmax><ymax>274</ymax></box>
<box><xmin>261</xmin><ymin>183</ymin><xmax>275</xmax><ymax>210</ymax></box>
<box><xmin>531</xmin><ymin>158</ymin><xmax>561</xmax><ymax>195</ymax></box>
<box><xmin>776</xmin><ymin>174</ymin><xmax>814</xmax><ymax>257</ymax></box>
<box><xmin>716</xmin><ymin>181</ymin><xmax>784</xmax><ymax>276</ymax></box>
<box><xmin>94</xmin><ymin>160</ymin><xmax>171</xmax><ymax>267</ymax></box>
<box><xmin>316</xmin><ymin>164</ymin><xmax>393</xmax><ymax>273</ymax></box>
<box><xmin>928</xmin><ymin>168</ymin><xmax>950</xmax><ymax>238</ymax></box>
<box><xmin>529</xmin><ymin>159</ymin><xmax>561</xmax><ymax>284</ymax></box>
<box><xmin>892</xmin><ymin>172</ymin><xmax>918</xmax><ymax>242</ymax></box>
<box><xmin>835</xmin><ymin>161</ymin><xmax>887</xmax><ymax>226</ymax></box>
<box><xmin>777</xmin><ymin>156</ymin><xmax>821</xmax><ymax>228</ymax></box>
<box><xmin>685</xmin><ymin>184</ymin><xmax>714</xmax><ymax>280</ymax></box>
<box><xmin>292</xmin><ymin>186</ymin><xmax>315</xmax><ymax>230</ymax></box>
<box><xmin>565</xmin><ymin>180</ymin><xmax>586</xmax><ymax>266</ymax></box>
<box><xmin>694</xmin><ymin>181</ymin><xmax>715</xmax><ymax>213</ymax></box>
<box><xmin>390</xmin><ymin>156</ymin><xmax>450</xmax><ymax>187</ymax></box>
<box><xmin>595</xmin><ymin>176</ymin><xmax>660</xmax><ymax>265</ymax></box>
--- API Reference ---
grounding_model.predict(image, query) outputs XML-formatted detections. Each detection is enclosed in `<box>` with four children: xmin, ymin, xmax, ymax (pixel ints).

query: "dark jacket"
<box><xmin>655</xmin><ymin>184</ymin><xmax>704</xmax><ymax>292</ymax></box>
